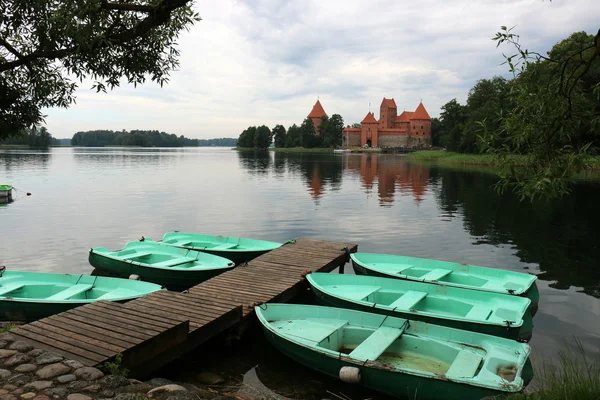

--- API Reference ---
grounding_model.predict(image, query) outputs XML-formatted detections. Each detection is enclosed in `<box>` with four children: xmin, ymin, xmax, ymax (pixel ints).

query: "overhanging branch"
<box><xmin>0</xmin><ymin>38</ymin><xmax>25</xmax><ymax>60</ymax></box>
<box><xmin>101</xmin><ymin>1</ymin><xmax>155</xmax><ymax>12</ymax></box>
<box><xmin>0</xmin><ymin>0</ymin><xmax>193</xmax><ymax>73</ymax></box>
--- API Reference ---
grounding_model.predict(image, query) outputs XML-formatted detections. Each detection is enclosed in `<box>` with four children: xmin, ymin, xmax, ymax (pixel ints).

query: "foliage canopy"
<box><xmin>0</xmin><ymin>0</ymin><xmax>200</xmax><ymax>139</ymax></box>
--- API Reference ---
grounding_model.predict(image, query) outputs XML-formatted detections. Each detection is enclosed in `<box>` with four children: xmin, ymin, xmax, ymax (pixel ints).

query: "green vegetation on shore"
<box><xmin>236</xmin><ymin>115</ymin><xmax>344</xmax><ymax>150</ymax></box>
<box><xmin>509</xmin><ymin>339</ymin><xmax>600</xmax><ymax>400</ymax></box>
<box><xmin>430</xmin><ymin>30</ymin><xmax>599</xmax><ymax>199</ymax></box>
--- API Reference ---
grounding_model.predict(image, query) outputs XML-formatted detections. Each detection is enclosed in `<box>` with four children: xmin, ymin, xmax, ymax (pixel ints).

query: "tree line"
<box><xmin>0</xmin><ymin>126</ymin><xmax>60</xmax><ymax>148</ymax></box>
<box><xmin>71</xmin><ymin>130</ymin><xmax>200</xmax><ymax>147</ymax></box>
<box><xmin>430</xmin><ymin>30</ymin><xmax>599</xmax><ymax>199</ymax></box>
<box><xmin>237</xmin><ymin>114</ymin><xmax>345</xmax><ymax>149</ymax></box>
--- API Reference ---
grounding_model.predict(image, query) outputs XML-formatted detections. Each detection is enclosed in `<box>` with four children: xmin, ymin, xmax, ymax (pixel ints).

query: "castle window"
<box><xmin>421</xmin><ymin>125</ymin><xmax>423</xmax><ymax>129</ymax></box>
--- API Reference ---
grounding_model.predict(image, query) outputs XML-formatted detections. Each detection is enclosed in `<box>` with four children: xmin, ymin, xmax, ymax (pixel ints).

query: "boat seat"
<box><xmin>210</xmin><ymin>243</ymin><xmax>238</xmax><ymax>250</ymax></box>
<box><xmin>421</xmin><ymin>269</ymin><xmax>452</xmax><ymax>282</ymax></box>
<box><xmin>279</xmin><ymin>319</ymin><xmax>348</xmax><ymax>343</ymax></box>
<box><xmin>152</xmin><ymin>257</ymin><xmax>196</xmax><ymax>268</ymax></box>
<box><xmin>326</xmin><ymin>285</ymin><xmax>381</xmax><ymax>301</ymax></box>
<box><xmin>466</xmin><ymin>306</ymin><xmax>492</xmax><ymax>321</ymax></box>
<box><xmin>394</xmin><ymin>264</ymin><xmax>415</xmax><ymax>274</ymax></box>
<box><xmin>388</xmin><ymin>291</ymin><xmax>427</xmax><ymax>310</ymax></box>
<box><xmin>446</xmin><ymin>349</ymin><xmax>484</xmax><ymax>379</ymax></box>
<box><xmin>349</xmin><ymin>326</ymin><xmax>402</xmax><ymax>361</ymax></box>
<box><xmin>0</xmin><ymin>284</ymin><xmax>25</xmax><ymax>296</ymax></box>
<box><xmin>46</xmin><ymin>284</ymin><xmax>93</xmax><ymax>300</ymax></box>
<box><xmin>123</xmin><ymin>252</ymin><xmax>152</xmax><ymax>260</ymax></box>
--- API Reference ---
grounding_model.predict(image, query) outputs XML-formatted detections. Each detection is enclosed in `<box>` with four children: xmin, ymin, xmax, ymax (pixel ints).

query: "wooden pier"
<box><xmin>10</xmin><ymin>238</ymin><xmax>357</xmax><ymax>376</ymax></box>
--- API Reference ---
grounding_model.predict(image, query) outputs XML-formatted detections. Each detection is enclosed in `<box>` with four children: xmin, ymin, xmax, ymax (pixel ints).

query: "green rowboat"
<box><xmin>0</xmin><ymin>185</ymin><xmax>13</xmax><ymax>198</ymax></box>
<box><xmin>307</xmin><ymin>273</ymin><xmax>533</xmax><ymax>341</ymax></box>
<box><xmin>89</xmin><ymin>241</ymin><xmax>235</xmax><ymax>288</ymax></box>
<box><xmin>0</xmin><ymin>270</ymin><xmax>162</xmax><ymax>321</ymax></box>
<box><xmin>155</xmin><ymin>232</ymin><xmax>282</xmax><ymax>265</ymax></box>
<box><xmin>352</xmin><ymin>252</ymin><xmax>539</xmax><ymax>315</ymax></box>
<box><xmin>255</xmin><ymin>304</ymin><xmax>531</xmax><ymax>400</ymax></box>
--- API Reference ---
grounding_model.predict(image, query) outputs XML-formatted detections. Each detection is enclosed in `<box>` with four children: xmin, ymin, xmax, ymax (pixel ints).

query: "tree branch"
<box><xmin>0</xmin><ymin>38</ymin><xmax>25</xmax><ymax>60</ymax></box>
<box><xmin>101</xmin><ymin>1</ymin><xmax>155</xmax><ymax>13</ymax></box>
<box><xmin>0</xmin><ymin>0</ymin><xmax>193</xmax><ymax>73</ymax></box>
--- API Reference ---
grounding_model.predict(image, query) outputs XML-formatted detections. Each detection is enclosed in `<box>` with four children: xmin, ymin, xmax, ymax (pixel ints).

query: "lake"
<box><xmin>1</xmin><ymin>147</ymin><xmax>599</xmax><ymax>399</ymax></box>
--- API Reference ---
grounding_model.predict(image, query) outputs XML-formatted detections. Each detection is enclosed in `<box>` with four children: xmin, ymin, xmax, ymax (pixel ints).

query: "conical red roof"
<box><xmin>396</xmin><ymin>111</ymin><xmax>414</xmax><ymax>122</ymax></box>
<box><xmin>361</xmin><ymin>112</ymin><xmax>378</xmax><ymax>123</ymax></box>
<box><xmin>411</xmin><ymin>102</ymin><xmax>431</xmax><ymax>120</ymax></box>
<box><xmin>307</xmin><ymin>100</ymin><xmax>328</xmax><ymax>118</ymax></box>
<box><xmin>381</xmin><ymin>98</ymin><xmax>397</xmax><ymax>109</ymax></box>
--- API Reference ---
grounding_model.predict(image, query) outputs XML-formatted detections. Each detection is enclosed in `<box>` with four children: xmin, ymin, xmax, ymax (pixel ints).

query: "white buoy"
<box><xmin>129</xmin><ymin>274</ymin><xmax>140</xmax><ymax>280</ymax></box>
<box><xmin>339</xmin><ymin>366</ymin><xmax>361</xmax><ymax>384</ymax></box>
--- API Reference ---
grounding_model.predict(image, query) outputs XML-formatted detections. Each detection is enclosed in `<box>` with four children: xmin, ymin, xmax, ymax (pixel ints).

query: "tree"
<box><xmin>322</xmin><ymin>114</ymin><xmax>344</xmax><ymax>148</ymax></box>
<box><xmin>461</xmin><ymin>76</ymin><xmax>510</xmax><ymax>153</ymax></box>
<box><xmin>272</xmin><ymin>125</ymin><xmax>287</xmax><ymax>148</ymax></box>
<box><xmin>0</xmin><ymin>0</ymin><xmax>200</xmax><ymax>139</ymax></box>
<box><xmin>300</xmin><ymin>118</ymin><xmax>321</xmax><ymax>148</ymax></box>
<box><xmin>285</xmin><ymin>124</ymin><xmax>302</xmax><ymax>147</ymax></box>
<box><xmin>236</xmin><ymin>126</ymin><xmax>256</xmax><ymax>148</ymax></box>
<box><xmin>431</xmin><ymin>117</ymin><xmax>443</xmax><ymax>147</ymax></box>
<box><xmin>482</xmin><ymin>28</ymin><xmax>600</xmax><ymax>199</ymax></box>
<box><xmin>438</xmin><ymin>99</ymin><xmax>468</xmax><ymax>151</ymax></box>
<box><xmin>254</xmin><ymin>125</ymin><xmax>272</xmax><ymax>149</ymax></box>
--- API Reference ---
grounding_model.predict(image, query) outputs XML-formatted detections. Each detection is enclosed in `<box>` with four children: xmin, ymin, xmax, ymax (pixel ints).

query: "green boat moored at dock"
<box><xmin>0</xmin><ymin>270</ymin><xmax>162</xmax><ymax>321</ymax></box>
<box><xmin>89</xmin><ymin>241</ymin><xmax>235</xmax><ymax>288</ymax></box>
<box><xmin>154</xmin><ymin>232</ymin><xmax>282</xmax><ymax>265</ymax></box>
<box><xmin>351</xmin><ymin>252</ymin><xmax>539</xmax><ymax>315</ymax></box>
<box><xmin>307</xmin><ymin>273</ymin><xmax>533</xmax><ymax>341</ymax></box>
<box><xmin>255</xmin><ymin>304</ymin><xmax>531</xmax><ymax>400</ymax></box>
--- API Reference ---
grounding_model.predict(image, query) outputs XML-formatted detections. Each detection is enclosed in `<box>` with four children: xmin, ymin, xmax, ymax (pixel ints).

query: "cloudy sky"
<box><xmin>44</xmin><ymin>0</ymin><xmax>599</xmax><ymax>139</ymax></box>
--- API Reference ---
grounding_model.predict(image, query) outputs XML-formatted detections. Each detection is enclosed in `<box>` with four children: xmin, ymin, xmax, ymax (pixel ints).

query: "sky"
<box><xmin>44</xmin><ymin>0</ymin><xmax>600</xmax><ymax>139</ymax></box>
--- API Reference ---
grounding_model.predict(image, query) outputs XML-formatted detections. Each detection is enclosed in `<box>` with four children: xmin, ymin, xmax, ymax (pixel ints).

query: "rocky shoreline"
<box><xmin>0</xmin><ymin>333</ymin><xmax>234</xmax><ymax>400</ymax></box>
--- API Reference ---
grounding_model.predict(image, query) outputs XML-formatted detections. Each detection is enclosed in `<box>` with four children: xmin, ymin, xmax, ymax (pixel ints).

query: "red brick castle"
<box><xmin>306</xmin><ymin>98</ymin><xmax>432</xmax><ymax>148</ymax></box>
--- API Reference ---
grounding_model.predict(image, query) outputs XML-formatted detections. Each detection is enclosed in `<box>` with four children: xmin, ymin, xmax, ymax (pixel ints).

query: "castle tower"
<box><xmin>307</xmin><ymin>99</ymin><xmax>328</xmax><ymax>135</ymax></box>
<box><xmin>409</xmin><ymin>102</ymin><xmax>432</xmax><ymax>145</ymax></box>
<box><xmin>379</xmin><ymin>98</ymin><xmax>397</xmax><ymax>129</ymax></box>
<box><xmin>361</xmin><ymin>112</ymin><xmax>379</xmax><ymax>147</ymax></box>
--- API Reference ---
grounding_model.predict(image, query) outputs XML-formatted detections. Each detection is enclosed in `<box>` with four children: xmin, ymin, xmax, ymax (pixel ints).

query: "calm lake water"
<box><xmin>1</xmin><ymin>147</ymin><xmax>599</xmax><ymax>399</ymax></box>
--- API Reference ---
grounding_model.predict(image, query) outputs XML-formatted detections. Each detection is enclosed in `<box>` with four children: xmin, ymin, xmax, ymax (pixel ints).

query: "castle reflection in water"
<box><xmin>303</xmin><ymin>153</ymin><xmax>429</xmax><ymax>206</ymax></box>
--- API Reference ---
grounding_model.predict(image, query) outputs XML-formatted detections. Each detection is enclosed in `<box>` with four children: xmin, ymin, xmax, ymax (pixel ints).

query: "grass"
<box><xmin>508</xmin><ymin>339</ymin><xmax>600</xmax><ymax>400</ymax></box>
<box><xmin>407</xmin><ymin>150</ymin><xmax>528</xmax><ymax>166</ymax></box>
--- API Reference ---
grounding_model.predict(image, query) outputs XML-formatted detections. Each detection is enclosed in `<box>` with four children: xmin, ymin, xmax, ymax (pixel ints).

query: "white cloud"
<box><xmin>44</xmin><ymin>0</ymin><xmax>600</xmax><ymax>138</ymax></box>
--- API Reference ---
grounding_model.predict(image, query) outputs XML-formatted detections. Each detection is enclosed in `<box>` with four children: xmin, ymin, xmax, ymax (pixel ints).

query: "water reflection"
<box><xmin>0</xmin><ymin>150</ymin><xmax>51</xmax><ymax>171</ymax></box>
<box><xmin>343</xmin><ymin>154</ymin><xmax>430</xmax><ymax>205</ymax></box>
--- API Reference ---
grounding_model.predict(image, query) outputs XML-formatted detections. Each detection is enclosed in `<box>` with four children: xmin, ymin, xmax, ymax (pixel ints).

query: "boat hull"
<box><xmin>311</xmin><ymin>283</ymin><xmax>533</xmax><ymax>341</ymax></box>
<box><xmin>352</xmin><ymin>258</ymin><xmax>540</xmax><ymax>316</ymax></box>
<box><xmin>257</xmin><ymin>304</ymin><xmax>530</xmax><ymax>400</ymax></box>
<box><xmin>88</xmin><ymin>251</ymin><xmax>231</xmax><ymax>289</ymax></box>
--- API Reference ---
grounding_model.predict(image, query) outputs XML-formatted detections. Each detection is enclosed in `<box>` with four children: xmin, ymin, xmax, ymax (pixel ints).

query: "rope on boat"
<box><xmin>283</xmin><ymin>239</ymin><xmax>296</xmax><ymax>245</ymax></box>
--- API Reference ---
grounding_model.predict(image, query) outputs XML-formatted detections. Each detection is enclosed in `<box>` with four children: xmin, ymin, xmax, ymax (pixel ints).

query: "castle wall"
<box><xmin>378</xmin><ymin>135</ymin><xmax>409</xmax><ymax>148</ymax></box>
<box><xmin>343</xmin><ymin>128</ymin><xmax>361</xmax><ymax>147</ymax></box>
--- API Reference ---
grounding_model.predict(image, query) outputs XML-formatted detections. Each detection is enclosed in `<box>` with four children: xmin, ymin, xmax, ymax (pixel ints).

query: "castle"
<box><xmin>307</xmin><ymin>98</ymin><xmax>432</xmax><ymax>148</ymax></box>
